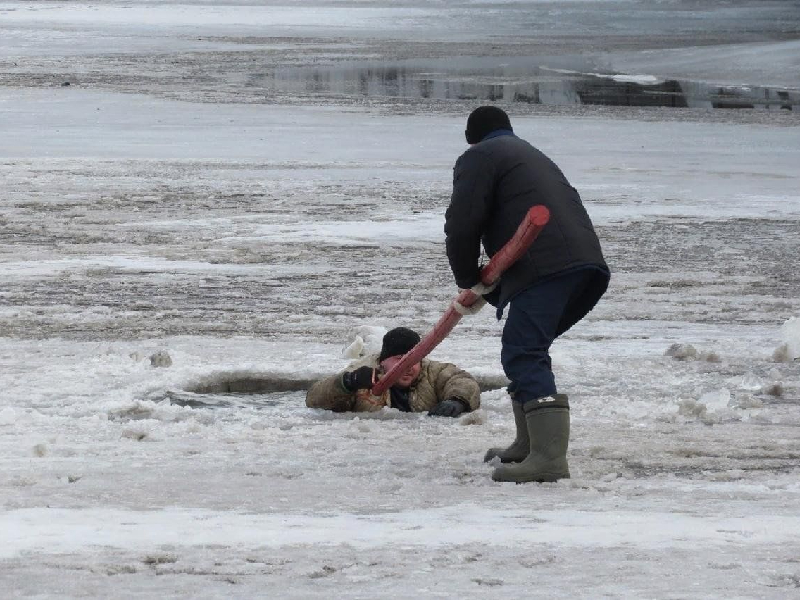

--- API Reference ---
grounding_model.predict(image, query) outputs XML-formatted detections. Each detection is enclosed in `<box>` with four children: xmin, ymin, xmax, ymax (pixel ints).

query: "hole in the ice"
<box><xmin>166</xmin><ymin>371</ymin><xmax>314</xmax><ymax>409</ymax></box>
<box><xmin>165</xmin><ymin>371</ymin><xmax>508</xmax><ymax>409</ymax></box>
<box><xmin>185</xmin><ymin>372</ymin><xmax>315</xmax><ymax>394</ymax></box>
<box><xmin>165</xmin><ymin>390</ymin><xmax>297</xmax><ymax>410</ymax></box>
<box><xmin>250</xmin><ymin>57</ymin><xmax>798</xmax><ymax>110</ymax></box>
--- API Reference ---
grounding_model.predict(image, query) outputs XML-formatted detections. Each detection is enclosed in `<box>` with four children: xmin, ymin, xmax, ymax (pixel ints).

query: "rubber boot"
<box><xmin>483</xmin><ymin>401</ymin><xmax>529</xmax><ymax>463</ymax></box>
<box><xmin>492</xmin><ymin>394</ymin><xmax>570</xmax><ymax>483</ymax></box>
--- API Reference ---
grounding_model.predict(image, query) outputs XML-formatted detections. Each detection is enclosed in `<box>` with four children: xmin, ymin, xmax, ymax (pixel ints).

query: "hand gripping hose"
<box><xmin>371</xmin><ymin>205</ymin><xmax>550</xmax><ymax>396</ymax></box>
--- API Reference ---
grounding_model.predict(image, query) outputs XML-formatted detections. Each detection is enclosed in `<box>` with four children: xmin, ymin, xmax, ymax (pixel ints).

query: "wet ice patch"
<box><xmin>108</xmin><ymin>399</ymin><xmax>195</xmax><ymax>424</ymax></box>
<box><xmin>611</xmin><ymin>73</ymin><xmax>661</xmax><ymax>84</ymax></box>
<box><xmin>255</xmin><ymin>214</ymin><xmax>442</xmax><ymax>246</ymax></box>
<box><xmin>310</xmin><ymin>406</ymin><xmax>422</xmax><ymax>422</ymax></box>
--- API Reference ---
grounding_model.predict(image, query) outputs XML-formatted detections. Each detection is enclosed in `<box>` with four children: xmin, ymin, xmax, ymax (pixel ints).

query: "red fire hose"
<box><xmin>371</xmin><ymin>205</ymin><xmax>550</xmax><ymax>396</ymax></box>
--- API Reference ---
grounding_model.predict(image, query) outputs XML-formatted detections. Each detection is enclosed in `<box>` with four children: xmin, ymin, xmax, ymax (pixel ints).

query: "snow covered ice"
<box><xmin>1</xmin><ymin>1</ymin><xmax>799</xmax><ymax>598</ymax></box>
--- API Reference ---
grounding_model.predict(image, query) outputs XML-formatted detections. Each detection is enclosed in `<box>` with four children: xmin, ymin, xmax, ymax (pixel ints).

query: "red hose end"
<box><xmin>528</xmin><ymin>205</ymin><xmax>550</xmax><ymax>227</ymax></box>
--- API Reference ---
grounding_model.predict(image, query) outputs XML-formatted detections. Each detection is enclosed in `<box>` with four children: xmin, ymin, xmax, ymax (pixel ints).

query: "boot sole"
<box><xmin>483</xmin><ymin>455</ymin><xmax>527</xmax><ymax>464</ymax></box>
<box><xmin>483</xmin><ymin>449</ymin><xmax>528</xmax><ymax>464</ymax></box>
<box><xmin>492</xmin><ymin>471</ymin><xmax>570</xmax><ymax>483</ymax></box>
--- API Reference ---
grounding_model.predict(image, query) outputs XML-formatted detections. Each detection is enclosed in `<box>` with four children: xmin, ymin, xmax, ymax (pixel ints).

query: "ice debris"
<box><xmin>772</xmin><ymin>344</ymin><xmax>792</xmax><ymax>362</ymax></box>
<box><xmin>0</xmin><ymin>407</ymin><xmax>16</xmax><ymax>425</ymax></box>
<box><xmin>780</xmin><ymin>316</ymin><xmax>800</xmax><ymax>359</ymax></box>
<box><xmin>678</xmin><ymin>387</ymin><xmax>765</xmax><ymax>424</ymax></box>
<box><xmin>666</xmin><ymin>343</ymin><xmax>697</xmax><ymax>360</ymax></box>
<box><xmin>342</xmin><ymin>325</ymin><xmax>387</xmax><ymax>359</ymax></box>
<box><xmin>699</xmin><ymin>388</ymin><xmax>732</xmax><ymax>411</ymax></box>
<box><xmin>459</xmin><ymin>410</ymin><xmax>486</xmax><ymax>426</ymax></box>
<box><xmin>738</xmin><ymin>373</ymin><xmax>764</xmax><ymax>391</ymax></box>
<box><xmin>665</xmin><ymin>343</ymin><xmax>720</xmax><ymax>362</ymax></box>
<box><xmin>678</xmin><ymin>399</ymin><xmax>708</xmax><ymax>418</ymax></box>
<box><xmin>150</xmin><ymin>350</ymin><xmax>173</xmax><ymax>368</ymax></box>
<box><xmin>731</xmin><ymin>396</ymin><xmax>763</xmax><ymax>410</ymax></box>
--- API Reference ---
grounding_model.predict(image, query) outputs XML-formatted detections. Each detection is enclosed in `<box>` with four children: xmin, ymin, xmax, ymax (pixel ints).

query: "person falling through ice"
<box><xmin>306</xmin><ymin>327</ymin><xmax>481</xmax><ymax>416</ymax></box>
<box><xmin>445</xmin><ymin>106</ymin><xmax>610</xmax><ymax>483</ymax></box>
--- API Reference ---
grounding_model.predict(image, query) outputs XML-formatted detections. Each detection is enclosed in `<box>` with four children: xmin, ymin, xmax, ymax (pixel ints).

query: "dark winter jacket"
<box><xmin>445</xmin><ymin>132</ymin><xmax>608</xmax><ymax>308</ymax></box>
<box><xmin>305</xmin><ymin>356</ymin><xmax>480</xmax><ymax>413</ymax></box>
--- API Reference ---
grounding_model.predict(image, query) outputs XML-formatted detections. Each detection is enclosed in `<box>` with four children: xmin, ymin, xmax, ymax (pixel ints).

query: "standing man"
<box><xmin>444</xmin><ymin>106</ymin><xmax>610</xmax><ymax>483</ymax></box>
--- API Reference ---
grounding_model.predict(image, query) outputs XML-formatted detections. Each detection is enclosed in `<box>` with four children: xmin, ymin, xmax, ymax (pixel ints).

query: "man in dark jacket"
<box><xmin>445</xmin><ymin>106</ymin><xmax>610</xmax><ymax>483</ymax></box>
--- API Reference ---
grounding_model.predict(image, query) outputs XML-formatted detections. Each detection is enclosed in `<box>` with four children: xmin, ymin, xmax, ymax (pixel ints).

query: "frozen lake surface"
<box><xmin>1</xmin><ymin>1</ymin><xmax>799</xmax><ymax>598</ymax></box>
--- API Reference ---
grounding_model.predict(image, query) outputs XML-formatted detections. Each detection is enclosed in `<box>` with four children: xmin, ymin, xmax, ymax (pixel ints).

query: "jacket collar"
<box><xmin>481</xmin><ymin>129</ymin><xmax>515</xmax><ymax>142</ymax></box>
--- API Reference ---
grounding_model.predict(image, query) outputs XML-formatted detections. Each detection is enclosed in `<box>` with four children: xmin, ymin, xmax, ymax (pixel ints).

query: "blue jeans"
<box><xmin>500</xmin><ymin>267</ymin><xmax>609</xmax><ymax>404</ymax></box>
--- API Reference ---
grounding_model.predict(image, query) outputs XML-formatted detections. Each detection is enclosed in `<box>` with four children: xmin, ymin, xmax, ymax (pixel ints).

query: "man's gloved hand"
<box><xmin>341</xmin><ymin>366</ymin><xmax>376</xmax><ymax>392</ymax></box>
<box><xmin>470</xmin><ymin>281</ymin><xmax>498</xmax><ymax>297</ymax></box>
<box><xmin>428</xmin><ymin>398</ymin><xmax>469</xmax><ymax>417</ymax></box>
<box><xmin>453</xmin><ymin>296</ymin><xmax>485</xmax><ymax>315</ymax></box>
<box><xmin>453</xmin><ymin>280</ymin><xmax>499</xmax><ymax>316</ymax></box>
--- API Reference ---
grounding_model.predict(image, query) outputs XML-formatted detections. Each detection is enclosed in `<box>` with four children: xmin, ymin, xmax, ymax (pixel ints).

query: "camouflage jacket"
<box><xmin>305</xmin><ymin>356</ymin><xmax>480</xmax><ymax>413</ymax></box>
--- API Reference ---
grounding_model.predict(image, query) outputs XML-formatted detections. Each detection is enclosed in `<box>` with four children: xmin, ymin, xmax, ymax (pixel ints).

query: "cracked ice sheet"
<box><xmin>2</xmin><ymin>94</ymin><xmax>800</xmax><ymax>600</ymax></box>
<box><xmin>603</xmin><ymin>40</ymin><xmax>800</xmax><ymax>89</ymax></box>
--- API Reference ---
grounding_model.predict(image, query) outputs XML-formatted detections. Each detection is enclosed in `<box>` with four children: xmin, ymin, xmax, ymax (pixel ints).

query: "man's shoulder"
<box><xmin>455</xmin><ymin>145</ymin><xmax>491</xmax><ymax>168</ymax></box>
<box><xmin>482</xmin><ymin>134</ymin><xmax>535</xmax><ymax>153</ymax></box>
<box><xmin>457</xmin><ymin>135</ymin><xmax>534</xmax><ymax>164</ymax></box>
<box><xmin>421</xmin><ymin>358</ymin><xmax>469</xmax><ymax>376</ymax></box>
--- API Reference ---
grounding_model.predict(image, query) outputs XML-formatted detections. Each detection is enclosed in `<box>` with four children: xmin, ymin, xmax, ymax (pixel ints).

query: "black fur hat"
<box><xmin>379</xmin><ymin>327</ymin><xmax>421</xmax><ymax>362</ymax></box>
<box><xmin>465</xmin><ymin>106</ymin><xmax>513</xmax><ymax>144</ymax></box>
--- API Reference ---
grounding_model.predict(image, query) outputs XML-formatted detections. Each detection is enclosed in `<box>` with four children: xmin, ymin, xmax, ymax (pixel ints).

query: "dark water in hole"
<box><xmin>252</xmin><ymin>57</ymin><xmax>797</xmax><ymax>110</ymax></box>
<box><xmin>161</xmin><ymin>373</ymin><xmax>508</xmax><ymax>410</ymax></box>
<box><xmin>166</xmin><ymin>390</ymin><xmax>298</xmax><ymax>410</ymax></box>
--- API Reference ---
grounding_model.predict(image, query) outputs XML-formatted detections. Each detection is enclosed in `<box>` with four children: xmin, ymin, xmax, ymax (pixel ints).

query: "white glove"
<box><xmin>452</xmin><ymin>296</ymin><xmax>486</xmax><ymax>316</ymax></box>
<box><xmin>469</xmin><ymin>281</ymin><xmax>498</xmax><ymax>296</ymax></box>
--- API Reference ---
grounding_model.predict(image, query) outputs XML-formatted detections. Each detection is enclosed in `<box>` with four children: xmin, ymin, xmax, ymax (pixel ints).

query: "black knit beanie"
<box><xmin>465</xmin><ymin>106</ymin><xmax>513</xmax><ymax>144</ymax></box>
<box><xmin>379</xmin><ymin>327</ymin><xmax>421</xmax><ymax>362</ymax></box>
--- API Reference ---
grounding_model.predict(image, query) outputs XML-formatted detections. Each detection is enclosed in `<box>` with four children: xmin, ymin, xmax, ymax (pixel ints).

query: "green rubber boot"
<box><xmin>483</xmin><ymin>401</ymin><xmax>529</xmax><ymax>463</ymax></box>
<box><xmin>492</xmin><ymin>394</ymin><xmax>571</xmax><ymax>483</ymax></box>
